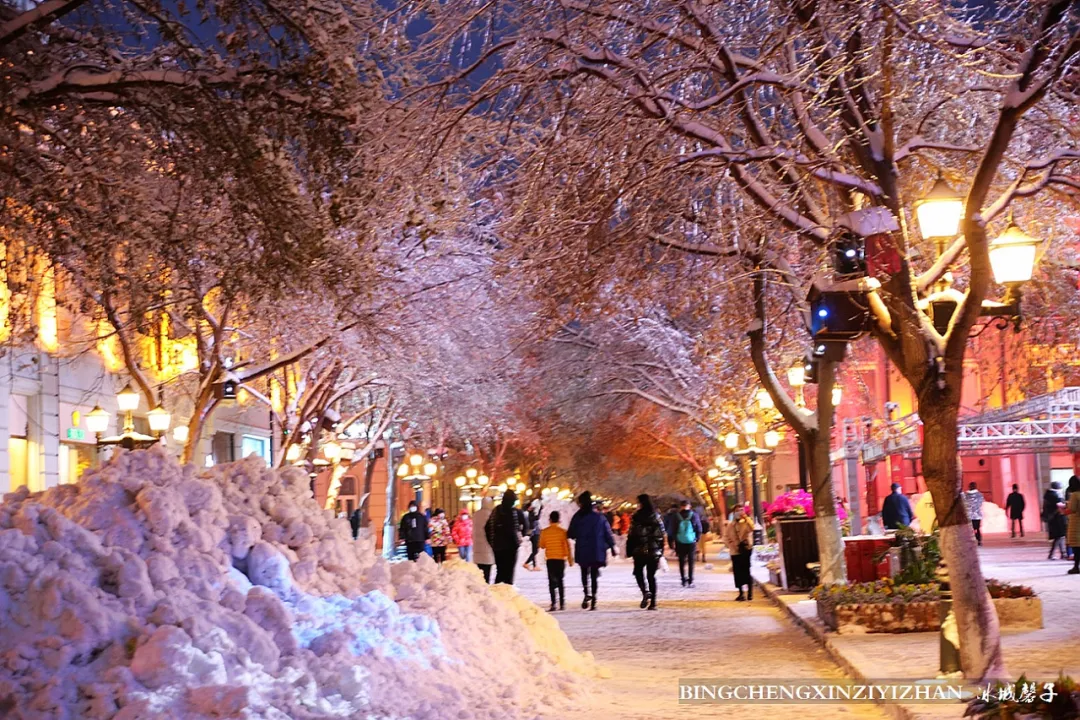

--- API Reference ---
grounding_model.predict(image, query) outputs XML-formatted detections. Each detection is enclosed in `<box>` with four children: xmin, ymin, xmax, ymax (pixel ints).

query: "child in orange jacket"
<box><xmin>539</xmin><ymin>511</ymin><xmax>573</xmax><ymax>611</ymax></box>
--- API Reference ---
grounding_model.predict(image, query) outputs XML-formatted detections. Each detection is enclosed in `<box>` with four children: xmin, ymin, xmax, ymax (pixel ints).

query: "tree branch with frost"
<box><xmin>0</xmin><ymin>0</ymin><xmax>87</xmax><ymax>45</ymax></box>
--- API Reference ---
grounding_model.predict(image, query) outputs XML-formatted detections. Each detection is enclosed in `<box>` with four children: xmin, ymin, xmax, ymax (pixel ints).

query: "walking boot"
<box><xmin>581</xmin><ymin>595</ymin><xmax>590</xmax><ymax>609</ymax></box>
<box><xmin>549</xmin><ymin>602</ymin><xmax>557</xmax><ymax>612</ymax></box>
<box><xmin>747</xmin><ymin>586</ymin><xmax>753</xmax><ymax>601</ymax></box>
<box><xmin>647</xmin><ymin>597</ymin><xmax>657</xmax><ymax>611</ymax></box>
<box><xmin>640</xmin><ymin>593</ymin><xmax>650</xmax><ymax>609</ymax></box>
<box><xmin>735</xmin><ymin>591</ymin><xmax>745</xmax><ymax>602</ymax></box>
<box><xmin>589</xmin><ymin>595</ymin><xmax>597</xmax><ymax>611</ymax></box>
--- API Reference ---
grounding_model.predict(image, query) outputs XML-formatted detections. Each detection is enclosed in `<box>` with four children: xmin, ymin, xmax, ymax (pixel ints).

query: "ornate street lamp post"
<box><xmin>730</xmin><ymin>419</ymin><xmax>779</xmax><ymax>545</ymax></box>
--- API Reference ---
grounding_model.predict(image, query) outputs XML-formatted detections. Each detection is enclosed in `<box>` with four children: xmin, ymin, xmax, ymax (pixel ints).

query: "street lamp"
<box><xmin>915</xmin><ymin>174</ymin><xmax>964</xmax><ymax>243</ymax></box>
<box><xmin>85</xmin><ymin>406</ymin><xmax>110</xmax><ymax>437</ymax></box>
<box><xmin>988</xmin><ymin>222</ymin><xmax>1039</xmax><ymax>286</ymax></box>
<box><xmin>732</xmin><ymin>419</ymin><xmax>778</xmax><ymax>545</ymax></box>
<box><xmin>398</xmin><ymin>452</ymin><xmax>438</xmax><ymax>506</ymax></box>
<box><xmin>147</xmin><ymin>405</ymin><xmax>171</xmax><ymax>436</ymax></box>
<box><xmin>455</xmin><ymin>468</ymin><xmax>488</xmax><ymax>510</ymax></box>
<box><xmin>755</xmin><ymin>388</ymin><xmax>774</xmax><ymax>410</ymax></box>
<box><xmin>97</xmin><ymin>383</ymin><xmax>160</xmax><ymax>450</ymax></box>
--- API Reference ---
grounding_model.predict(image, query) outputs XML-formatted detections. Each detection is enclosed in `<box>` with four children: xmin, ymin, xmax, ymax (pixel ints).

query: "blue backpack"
<box><xmin>676</xmin><ymin>514</ymin><xmax>697</xmax><ymax>544</ymax></box>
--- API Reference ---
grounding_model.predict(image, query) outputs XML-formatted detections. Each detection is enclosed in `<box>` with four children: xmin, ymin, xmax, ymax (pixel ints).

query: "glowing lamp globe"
<box><xmin>85</xmin><ymin>405</ymin><xmax>110</xmax><ymax>434</ymax></box>
<box><xmin>707</xmin><ymin>468</ymin><xmax>720</xmax><ymax>479</ymax></box>
<box><xmin>285</xmin><ymin>444</ymin><xmax>302</xmax><ymax>462</ymax></box>
<box><xmin>497</xmin><ymin>483</ymin><xmax>507</xmax><ymax>494</ymax></box>
<box><xmin>147</xmin><ymin>404</ymin><xmax>171</xmax><ymax>433</ymax></box>
<box><xmin>116</xmin><ymin>383</ymin><xmax>140</xmax><ymax>412</ymax></box>
<box><xmin>455</xmin><ymin>476</ymin><xmax>466</xmax><ymax>488</ymax></box>
<box><xmin>409</xmin><ymin>454</ymin><xmax>424</xmax><ymax>467</ymax></box>
<box><xmin>397</xmin><ymin>463</ymin><xmax>410</xmax><ymax>478</ymax></box>
<box><xmin>323</xmin><ymin>441</ymin><xmax>341</xmax><ymax>462</ymax></box>
<box><xmin>724</xmin><ymin>432</ymin><xmax>739</xmax><ymax>450</ymax></box>
<box><xmin>423</xmin><ymin>462</ymin><xmax>438</xmax><ymax>477</ymax></box>
<box><xmin>525</xmin><ymin>488</ymin><xmax>533</xmax><ymax>496</ymax></box>
<box><xmin>756</xmin><ymin>388</ymin><xmax>774</xmax><ymax>410</ymax></box>
<box><xmin>172</xmin><ymin>425</ymin><xmax>189</xmax><ymax>444</ymax></box>
<box><xmin>787</xmin><ymin>362</ymin><xmax>805</xmax><ymax>388</ymax></box>
<box><xmin>832</xmin><ymin>386</ymin><xmax>843</xmax><ymax>405</ymax></box>
<box><xmin>915</xmin><ymin>175</ymin><xmax>964</xmax><ymax>239</ymax></box>
<box><xmin>989</xmin><ymin>223</ymin><xmax>1039</xmax><ymax>285</ymax></box>
<box><xmin>744</xmin><ymin>418</ymin><xmax>759</xmax><ymax>436</ymax></box>
<box><xmin>764</xmin><ymin>430</ymin><xmax>780</xmax><ymax>449</ymax></box>
<box><xmin>465</xmin><ymin>468</ymin><xmax>479</xmax><ymax>480</ymax></box>
<box><xmin>515</xmin><ymin>482</ymin><xmax>526</xmax><ymax>493</ymax></box>
<box><xmin>714</xmin><ymin>455</ymin><xmax>724</xmax><ymax>467</ymax></box>
<box><xmin>478</xmin><ymin>475</ymin><xmax>490</xmax><ymax>486</ymax></box>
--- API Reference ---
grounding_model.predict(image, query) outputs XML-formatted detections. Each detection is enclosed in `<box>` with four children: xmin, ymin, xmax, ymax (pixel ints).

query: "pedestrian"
<box><xmin>472</xmin><ymin>497</ymin><xmax>496</xmax><ymax>583</ymax></box>
<box><xmin>524</xmin><ymin>499</ymin><xmax>542</xmax><ymax>570</ymax></box>
<box><xmin>485</xmin><ymin>489</ymin><xmax>529</xmax><ymax>585</ymax></box>
<box><xmin>881</xmin><ymin>483</ymin><xmax>915</xmax><ymax>530</ymax></box>
<box><xmin>398</xmin><ymin>501</ymin><xmax>429</xmax><ymax>561</ymax></box>
<box><xmin>663</xmin><ymin>505</ymin><xmax>680</xmax><ymax>555</ymax></box>
<box><xmin>673</xmin><ymin>500</ymin><xmax>703</xmax><ymax>587</ymax></box>
<box><xmin>963</xmin><ymin>482</ymin><xmax>985</xmax><ymax>546</ymax></box>
<box><xmin>1006</xmin><ymin>484</ymin><xmax>1026</xmax><ymax>538</ymax></box>
<box><xmin>725</xmin><ymin>505</ymin><xmax>755</xmax><ymax>601</ymax></box>
<box><xmin>428</xmin><ymin>509</ymin><xmax>451</xmax><ymax>564</ymax></box>
<box><xmin>451</xmin><ymin>507</ymin><xmax>473</xmax><ymax>562</ymax></box>
<box><xmin>1066</xmin><ymin>476</ymin><xmax>1080</xmax><ymax>575</ymax></box>
<box><xmin>567</xmin><ymin>491</ymin><xmax>616</xmax><ymax>610</ymax></box>
<box><xmin>539</xmin><ymin>510</ymin><xmax>572</xmax><ymax>611</ymax></box>
<box><xmin>626</xmin><ymin>493</ymin><xmax>665</xmax><ymax>611</ymax></box>
<box><xmin>696</xmin><ymin>506</ymin><xmax>712</xmax><ymax>563</ymax></box>
<box><xmin>620</xmin><ymin>510</ymin><xmax>632</xmax><ymax>537</ymax></box>
<box><xmin>349</xmin><ymin>507</ymin><xmax>361</xmax><ymax>540</ymax></box>
<box><xmin>1043</xmin><ymin>481</ymin><xmax>1067</xmax><ymax>560</ymax></box>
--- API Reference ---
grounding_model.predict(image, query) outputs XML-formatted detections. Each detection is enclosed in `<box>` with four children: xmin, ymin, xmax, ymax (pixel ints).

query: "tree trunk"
<box><xmin>920</xmin><ymin>401</ymin><xmax>1004</xmax><ymax>680</ymax></box>
<box><xmin>806</xmin><ymin>426</ymin><xmax>846</xmax><ymax>584</ymax></box>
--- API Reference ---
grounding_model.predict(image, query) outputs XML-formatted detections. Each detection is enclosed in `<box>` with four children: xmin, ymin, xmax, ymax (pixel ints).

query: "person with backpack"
<box><xmin>674</xmin><ymin>500</ymin><xmax>702</xmax><ymax>587</ymax></box>
<box><xmin>567</xmin><ymin>491</ymin><xmax>616</xmax><ymax>610</ymax></box>
<box><xmin>626</xmin><ymin>494</ymin><xmax>665</xmax><ymax>610</ymax></box>
<box><xmin>398</xmin><ymin>502</ymin><xmax>429</xmax><ymax>561</ymax></box>
<box><xmin>539</xmin><ymin>510</ymin><xmax>572</xmax><ymax>611</ymax></box>
<box><xmin>485</xmin><ymin>489</ymin><xmax>529</xmax><ymax>585</ymax></box>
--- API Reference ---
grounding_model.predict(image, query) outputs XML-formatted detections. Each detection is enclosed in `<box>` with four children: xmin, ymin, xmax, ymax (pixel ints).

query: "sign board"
<box><xmin>66</xmin><ymin>427</ymin><xmax>86</xmax><ymax>441</ymax></box>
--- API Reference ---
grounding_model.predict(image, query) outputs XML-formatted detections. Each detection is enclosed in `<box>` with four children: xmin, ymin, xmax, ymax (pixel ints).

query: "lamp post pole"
<box><xmin>749</xmin><ymin>451</ymin><xmax>763</xmax><ymax>546</ymax></box>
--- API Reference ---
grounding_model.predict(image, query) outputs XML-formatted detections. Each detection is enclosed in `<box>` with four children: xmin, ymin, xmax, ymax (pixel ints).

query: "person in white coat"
<box><xmin>472</xmin><ymin>497</ymin><xmax>496</xmax><ymax>583</ymax></box>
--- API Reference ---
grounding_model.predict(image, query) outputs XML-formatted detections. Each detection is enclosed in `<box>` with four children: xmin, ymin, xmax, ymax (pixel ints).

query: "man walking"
<box><xmin>881</xmin><ymin>483</ymin><xmax>915</xmax><ymax>530</ymax></box>
<box><xmin>674</xmin><ymin>500</ymin><xmax>702</xmax><ymax>587</ymax></box>
<box><xmin>398</xmin><ymin>502</ymin><xmax>429</xmax><ymax>561</ymax></box>
<box><xmin>1006</xmin><ymin>484</ymin><xmax>1026</xmax><ymax>538</ymax></box>
<box><xmin>486</xmin><ymin>489</ymin><xmax>529</xmax><ymax>585</ymax></box>
<box><xmin>963</xmin><ymin>482</ymin><xmax>985</xmax><ymax>546</ymax></box>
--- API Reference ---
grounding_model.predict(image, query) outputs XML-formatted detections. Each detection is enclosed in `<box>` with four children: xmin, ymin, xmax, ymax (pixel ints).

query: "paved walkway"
<box><xmin>511</xmin><ymin>547</ymin><xmax>888</xmax><ymax>719</ymax></box>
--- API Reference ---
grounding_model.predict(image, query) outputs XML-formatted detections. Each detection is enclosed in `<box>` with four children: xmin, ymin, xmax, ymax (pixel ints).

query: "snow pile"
<box><xmin>0</xmin><ymin>449</ymin><xmax>596</xmax><ymax>719</ymax></box>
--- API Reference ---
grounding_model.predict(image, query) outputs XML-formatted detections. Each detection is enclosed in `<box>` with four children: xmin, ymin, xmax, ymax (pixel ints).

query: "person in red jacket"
<box><xmin>452</xmin><ymin>507</ymin><xmax>474</xmax><ymax>562</ymax></box>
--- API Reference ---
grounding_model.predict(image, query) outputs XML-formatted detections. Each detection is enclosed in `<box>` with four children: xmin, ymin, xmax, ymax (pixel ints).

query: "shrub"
<box><xmin>811</xmin><ymin>579</ymin><xmax>940</xmax><ymax>612</ymax></box>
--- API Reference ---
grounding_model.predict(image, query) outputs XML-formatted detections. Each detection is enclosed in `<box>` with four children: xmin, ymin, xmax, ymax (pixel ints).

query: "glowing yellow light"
<box><xmin>515</xmin><ymin>482</ymin><xmax>526</xmax><ymax>493</ymax></box>
<box><xmin>707</xmin><ymin>468</ymin><xmax>720</xmax><ymax>479</ymax></box>
<box><xmin>832</xmin><ymin>386</ymin><xmax>843</xmax><ymax>405</ymax></box>
<box><xmin>173</xmin><ymin>425</ymin><xmax>190</xmax><ymax>444</ymax></box>
<box><xmin>35</xmin><ymin>266</ymin><xmax>58</xmax><ymax>352</ymax></box>
<box><xmin>397</xmin><ymin>463</ymin><xmax>410</xmax><ymax>478</ymax></box>
<box><xmin>787</xmin><ymin>362</ymin><xmax>805</xmax><ymax>388</ymax></box>
<box><xmin>116</xmin><ymin>383</ymin><xmax>140</xmax><ymax>412</ymax></box>
<box><xmin>465</xmin><ymin>468</ymin><xmax>478</xmax><ymax>480</ymax></box>
<box><xmin>764</xmin><ymin>430</ymin><xmax>780</xmax><ymax>448</ymax></box>
<box><xmin>85</xmin><ymin>406</ymin><xmax>110</xmax><ymax>434</ymax></box>
<box><xmin>423</xmin><ymin>462</ymin><xmax>438</xmax><ymax>477</ymax></box>
<box><xmin>756</xmin><ymin>389</ymin><xmax>774</xmax><ymax>410</ymax></box>
<box><xmin>409</xmin><ymin>454</ymin><xmax>424</xmax><ymax>467</ymax></box>
<box><xmin>915</xmin><ymin>175</ymin><xmax>964</xmax><ymax>239</ymax></box>
<box><xmin>455</xmin><ymin>476</ymin><xmax>466</xmax><ymax>487</ymax></box>
<box><xmin>744</xmin><ymin>418</ymin><xmax>759</xmax><ymax>436</ymax></box>
<box><xmin>147</xmin><ymin>404</ymin><xmax>171</xmax><ymax>433</ymax></box>
<box><xmin>989</xmin><ymin>223</ymin><xmax>1039</xmax><ymax>285</ymax></box>
<box><xmin>323</xmin><ymin>441</ymin><xmax>341</xmax><ymax>462</ymax></box>
<box><xmin>724</xmin><ymin>432</ymin><xmax>739</xmax><ymax>450</ymax></box>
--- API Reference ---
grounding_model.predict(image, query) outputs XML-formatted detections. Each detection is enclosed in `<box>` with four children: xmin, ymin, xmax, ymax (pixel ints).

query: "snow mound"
<box><xmin>0</xmin><ymin>449</ymin><xmax>595</xmax><ymax>719</ymax></box>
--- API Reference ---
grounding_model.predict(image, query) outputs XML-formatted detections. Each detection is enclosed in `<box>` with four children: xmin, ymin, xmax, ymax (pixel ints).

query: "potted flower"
<box><xmin>765</xmin><ymin>490</ymin><xmax>848</xmax><ymax>590</ymax></box>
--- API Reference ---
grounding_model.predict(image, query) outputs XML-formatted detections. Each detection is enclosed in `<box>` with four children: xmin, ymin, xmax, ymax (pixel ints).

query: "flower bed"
<box><xmin>812</xmin><ymin>579</ymin><xmax>1042</xmax><ymax>633</ymax></box>
<box><xmin>765</xmin><ymin>489</ymin><xmax>848</xmax><ymax>523</ymax></box>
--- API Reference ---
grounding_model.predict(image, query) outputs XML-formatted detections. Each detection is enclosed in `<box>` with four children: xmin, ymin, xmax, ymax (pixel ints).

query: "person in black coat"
<box><xmin>1044</xmin><ymin>481</ymin><xmax>1067</xmax><ymax>560</ymax></box>
<box><xmin>626</xmin><ymin>494</ymin><xmax>665</xmax><ymax>610</ymax></box>
<box><xmin>881</xmin><ymin>483</ymin><xmax>914</xmax><ymax>530</ymax></box>
<box><xmin>398</xmin><ymin>502</ymin><xmax>429</xmax><ymax>561</ymax></box>
<box><xmin>1006</xmin><ymin>484</ymin><xmax>1026</xmax><ymax>538</ymax></box>
<box><xmin>485</xmin><ymin>489</ymin><xmax>529</xmax><ymax>585</ymax></box>
<box><xmin>349</xmin><ymin>508</ymin><xmax>361</xmax><ymax>540</ymax></box>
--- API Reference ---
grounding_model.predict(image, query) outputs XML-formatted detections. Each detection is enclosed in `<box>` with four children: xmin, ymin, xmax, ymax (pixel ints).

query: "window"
<box><xmin>212</xmin><ymin>432</ymin><xmax>235</xmax><ymax>465</ymax></box>
<box><xmin>241</xmin><ymin>435</ymin><xmax>270</xmax><ymax>465</ymax></box>
<box><xmin>8</xmin><ymin>395</ymin><xmax>29</xmax><ymax>491</ymax></box>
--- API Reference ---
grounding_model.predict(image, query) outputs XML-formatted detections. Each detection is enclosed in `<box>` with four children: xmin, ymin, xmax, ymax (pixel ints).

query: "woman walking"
<box><xmin>486</xmin><ymin>489</ymin><xmax>529</xmax><ymax>585</ymax></box>
<box><xmin>724</xmin><ymin>505</ymin><xmax>755</xmax><ymax>601</ymax></box>
<box><xmin>452</xmin><ymin>507</ymin><xmax>473</xmax><ymax>562</ymax></box>
<box><xmin>428</xmin><ymin>509</ymin><xmax>451</xmax><ymax>564</ymax></box>
<box><xmin>472</xmin><ymin>498</ymin><xmax>496</xmax><ymax>583</ymax></box>
<box><xmin>567</xmin><ymin>491</ymin><xmax>616</xmax><ymax>610</ymax></box>
<box><xmin>1065</xmin><ymin>476</ymin><xmax>1080</xmax><ymax>575</ymax></box>
<box><xmin>626</xmin><ymin>494</ymin><xmax>665</xmax><ymax>610</ymax></box>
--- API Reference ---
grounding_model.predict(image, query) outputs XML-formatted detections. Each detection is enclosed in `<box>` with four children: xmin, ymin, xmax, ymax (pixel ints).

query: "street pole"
<box><xmin>845</xmin><ymin>444</ymin><xmax>862</xmax><ymax>536</ymax></box>
<box><xmin>750</xmin><ymin>453</ymin><xmax>763</xmax><ymax>545</ymax></box>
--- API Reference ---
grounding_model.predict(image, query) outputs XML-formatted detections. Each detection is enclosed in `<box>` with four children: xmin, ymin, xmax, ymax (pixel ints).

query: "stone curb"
<box><xmin>754</xmin><ymin>578</ymin><xmax>919</xmax><ymax>720</ymax></box>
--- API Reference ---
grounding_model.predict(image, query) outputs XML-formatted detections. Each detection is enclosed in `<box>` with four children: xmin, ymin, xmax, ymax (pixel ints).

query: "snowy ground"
<box><xmin>509</xmin><ymin>544</ymin><xmax>887</xmax><ymax>719</ymax></box>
